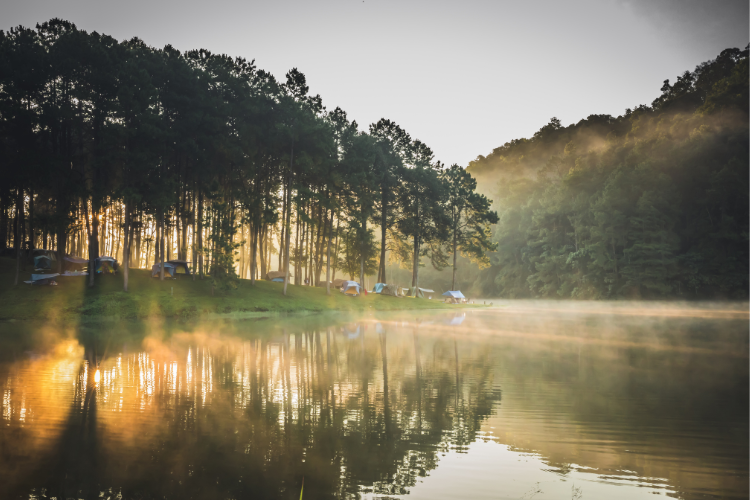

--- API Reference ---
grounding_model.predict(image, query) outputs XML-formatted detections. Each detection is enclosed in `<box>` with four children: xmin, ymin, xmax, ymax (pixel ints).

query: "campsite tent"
<box><xmin>167</xmin><ymin>260</ymin><xmax>191</xmax><ymax>274</ymax></box>
<box><xmin>151</xmin><ymin>262</ymin><xmax>175</xmax><ymax>278</ymax></box>
<box><xmin>32</xmin><ymin>249</ymin><xmax>57</xmax><ymax>270</ymax></box>
<box><xmin>372</xmin><ymin>283</ymin><xmax>386</xmax><ymax>294</ymax></box>
<box><xmin>34</xmin><ymin>255</ymin><xmax>54</xmax><ymax>270</ymax></box>
<box><xmin>407</xmin><ymin>287</ymin><xmax>435</xmax><ymax>299</ymax></box>
<box><xmin>96</xmin><ymin>256</ymin><xmax>118</xmax><ymax>274</ymax></box>
<box><xmin>332</xmin><ymin>278</ymin><xmax>346</xmax><ymax>288</ymax></box>
<box><xmin>63</xmin><ymin>255</ymin><xmax>88</xmax><ymax>272</ymax></box>
<box><xmin>381</xmin><ymin>284</ymin><xmax>400</xmax><ymax>297</ymax></box>
<box><xmin>341</xmin><ymin>281</ymin><xmax>361</xmax><ymax>296</ymax></box>
<box><xmin>266</xmin><ymin>271</ymin><xmax>292</xmax><ymax>283</ymax></box>
<box><xmin>442</xmin><ymin>290</ymin><xmax>465</xmax><ymax>304</ymax></box>
<box><xmin>26</xmin><ymin>273</ymin><xmax>59</xmax><ymax>285</ymax></box>
<box><xmin>32</xmin><ymin>249</ymin><xmax>57</xmax><ymax>261</ymax></box>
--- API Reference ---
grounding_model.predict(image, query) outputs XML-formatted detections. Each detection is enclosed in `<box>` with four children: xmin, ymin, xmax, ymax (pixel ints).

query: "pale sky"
<box><xmin>2</xmin><ymin>0</ymin><xmax>747</xmax><ymax>167</ymax></box>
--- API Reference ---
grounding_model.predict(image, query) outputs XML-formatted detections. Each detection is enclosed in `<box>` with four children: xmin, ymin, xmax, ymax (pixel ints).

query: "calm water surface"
<box><xmin>0</xmin><ymin>302</ymin><xmax>747</xmax><ymax>500</ymax></box>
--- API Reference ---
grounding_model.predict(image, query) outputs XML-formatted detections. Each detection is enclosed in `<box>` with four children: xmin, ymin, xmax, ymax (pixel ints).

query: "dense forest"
<box><xmin>1</xmin><ymin>20</ymin><xmax>747</xmax><ymax>300</ymax></box>
<box><xmin>0</xmin><ymin>19</ymin><xmax>496</xmax><ymax>294</ymax></box>
<box><xmin>468</xmin><ymin>46</ymin><xmax>749</xmax><ymax>299</ymax></box>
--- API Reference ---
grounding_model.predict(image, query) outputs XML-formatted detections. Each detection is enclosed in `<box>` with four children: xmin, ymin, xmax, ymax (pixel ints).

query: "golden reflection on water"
<box><xmin>0</xmin><ymin>337</ymin><xmax>83</xmax><ymax>494</ymax></box>
<box><xmin>0</xmin><ymin>305</ymin><xmax>746</xmax><ymax>500</ymax></box>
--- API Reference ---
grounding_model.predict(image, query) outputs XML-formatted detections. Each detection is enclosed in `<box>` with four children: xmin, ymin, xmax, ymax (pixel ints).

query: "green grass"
<box><xmin>0</xmin><ymin>257</ymin><xmax>472</xmax><ymax>321</ymax></box>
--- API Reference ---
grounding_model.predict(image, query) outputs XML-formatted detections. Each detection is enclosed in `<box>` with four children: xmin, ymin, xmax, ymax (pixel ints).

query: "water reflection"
<box><xmin>0</xmin><ymin>304</ymin><xmax>746</xmax><ymax>500</ymax></box>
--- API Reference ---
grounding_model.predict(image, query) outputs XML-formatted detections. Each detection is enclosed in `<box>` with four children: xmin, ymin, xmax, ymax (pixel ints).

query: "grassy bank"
<box><xmin>0</xmin><ymin>257</ymin><xmax>470</xmax><ymax>321</ymax></box>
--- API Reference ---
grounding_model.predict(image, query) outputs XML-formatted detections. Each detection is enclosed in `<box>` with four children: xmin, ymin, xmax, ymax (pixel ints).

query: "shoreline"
<box><xmin>0</xmin><ymin>258</ymin><xmax>477</xmax><ymax>323</ymax></box>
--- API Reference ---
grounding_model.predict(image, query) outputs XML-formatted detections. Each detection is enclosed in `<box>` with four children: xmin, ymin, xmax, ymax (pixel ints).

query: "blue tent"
<box><xmin>266</xmin><ymin>271</ymin><xmax>292</xmax><ymax>283</ymax></box>
<box><xmin>372</xmin><ymin>283</ymin><xmax>386</xmax><ymax>294</ymax></box>
<box><xmin>34</xmin><ymin>255</ymin><xmax>54</xmax><ymax>270</ymax></box>
<box><xmin>96</xmin><ymin>256</ymin><xmax>118</xmax><ymax>274</ymax></box>
<box><xmin>151</xmin><ymin>262</ymin><xmax>175</xmax><ymax>278</ymax></box>
<box><xmin>167</xmin><ymin>259</ymin><xmax>191</xmax><ymax>274</ymax></box>
<box><xmin>341</xmin><ymin>281</ymin><xmax>361</xmax><ymax>296</ymax></box>
<box><xmin>442</xmin><ymin>290</ymin><xmax>465</xmax><ymax>299</ymax></box>
<box><xmin>64</xmin><ymin>255</ymin><xmax>88</xmax><ymax>272</ymax></box>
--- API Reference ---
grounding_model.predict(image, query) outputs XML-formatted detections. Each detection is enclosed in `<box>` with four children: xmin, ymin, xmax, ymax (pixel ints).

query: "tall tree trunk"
<box><xmin>326</xmin><ymin>207</ymin><xmax>333</xmax><ymax>295</ymax></box>
<box><xmin>260</xmin><ymin>224</ymin><xmax>267</xmax><ymax>279</ymax></box>
<box><xmin>159</xmin><ymin>209</ymin><xmax>165</xmax><ymax>281</ymax></box>
<box><xmin>452</xmin><ymin>225</ymin><xmax>458</xmax><ymax>291</ymax></box>
<box><xmin>379</xmin><ymin>186</ymin><xmax>387</xmax><ymax>283</ymax></box>
<box><xmin>28</xmin><ymin>189</ymin><xmax>34</xmax><ymax>253</ymax></box>
<box><xmin>239</xmin><ymin>224</ymin><xmax>247</xmax><ymax>279</ymax></box>
<box><xmin>56</xmin><ymin>191</ymin><xmax>67</xmax><ymax>273</ymax></box>
<box><xmin>279</xmin><ymin>186</ymin><xmax>286</xmax><ymax>271</ymax></box>
<box><xmin>182</xmin><ymin>188</ymin><xmax>188</xmax><ymax>261</ymax></box>
<box><xmin>89</xmin><ymin>202</ymin><xmax>100</xmax><ymax>287</ymax></box>
<box><xmin>359</xmin><ymin>218</ymin><xmax>366</xmax><ymax>299</ymax></box>
<box><xmin>123</xmin><ymin>202</ymin><xmax>130</xmax><ymax>292</ymax></box>
<box><xmin>127</xmin><ymin>211</ymin><xmax>135</xmax><ymax>267</ymax></box>
<box><xmin>294</xmin><ymin>208</ymin><xmax>302</xmax><ymax>286</ymax></box>
<box><xmin>176</xmin><ymin>199</ymin><xmax>181</xmax><ymax>261</ymax></box>
<box><xmin>198</xmin><ymin>191</ymin><xmax>204</xmax><ymax>279</ymax></box>
<box><xmin>115</xmin><ymin>204</ymin><xmax>122</xmax><ymax>262</ymax></box>
<box><xmin>135</xmin><ymin>209</ymin><xmax>142</xmax><ymax>268</ymax></box>
<box><xmin>98</xmin><ymin>205</ymin><xmax>106</xmax><ymax>257</ymax></box>
<box><xmin>13</xmin><ymin>189</ymin><xmax>22</xmax><ymax>286</ymax></box>
<box><xmin>316</xmin><ymin>206</ymin><xmax>327</xmax><ymax>286</ymax></box>
<box><xmin>191</xmin><ymin>189</ymin><xmax>197</xmax><ymax>281</ymax></box>
<box><xmin>332</xmin><ymin>215</ymin><xmax>340</xmax><ymax>282</ymax></box>
<box><xmin>412</xmin><ymin>233</ymin><xmax>420</xmax><ymax>290</ymax></box>
<box><xmin>251</xmin><ymin>221</ymin><xmax>258</xmax><ymax>285</ymax></box>
<box><xmin>167</xmin><ymin>214</ymin><xmax>172</xmax><ymax>262</ymax></box>
<box><xmin>283</xmin><ymin>144</ymin><xmax>294</xmax><ymax>295</ymax></box>
<box><xmin>153</xmin><ymin>212</ymin><xmax>160</xmax><ymax>266</ymax></box>
<box><xmin>19</xmin><ymin>194</ymin><xmax>26</xmax><ymax>265</ymax></box>
<box><xmin>411</xmin><ymin>202</ymin><xmax>420</xmax><ymax>290</ymax></box>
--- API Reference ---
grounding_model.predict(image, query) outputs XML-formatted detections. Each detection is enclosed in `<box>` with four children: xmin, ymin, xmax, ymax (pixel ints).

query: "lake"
<box><xmin>0</xmin><ymin>302</ymin><xmax>747</xmax><ymax>499</ymax></box>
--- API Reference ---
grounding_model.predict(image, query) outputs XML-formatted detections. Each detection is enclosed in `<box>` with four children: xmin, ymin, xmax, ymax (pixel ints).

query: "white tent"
<box><xmin>25</xmin><ymin>273</ymin><xmax>60</xmax><ymax>285</ymax></box>
<box><xmin>341</xmin><ymin>281</ymin><xmax>361</xmax><ymax>296</ymax></box>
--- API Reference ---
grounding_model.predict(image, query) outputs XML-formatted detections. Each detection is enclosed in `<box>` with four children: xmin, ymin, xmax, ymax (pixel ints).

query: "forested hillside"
<box><xmin>468</xmin><ymin>47</ymin><xmax>749</xmax><ymax>299</ymax></box>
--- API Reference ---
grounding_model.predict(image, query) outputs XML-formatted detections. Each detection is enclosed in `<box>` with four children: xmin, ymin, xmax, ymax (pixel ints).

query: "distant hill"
<box><xmin>467</xmin><ymin>47</ymin><xmax>749</xmax><ymax>299</ymax></box>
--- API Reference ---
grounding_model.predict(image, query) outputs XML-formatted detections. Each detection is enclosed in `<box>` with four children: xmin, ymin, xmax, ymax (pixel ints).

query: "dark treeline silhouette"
<box><xmin>468</xmin><ymin>46</ymin><xmax>749</xmax><ymax>299</ymax></box>
<box><xmin>0</xmin><ymin>19</ymin><xmax>496</xmax><ymax>293</ymax></box>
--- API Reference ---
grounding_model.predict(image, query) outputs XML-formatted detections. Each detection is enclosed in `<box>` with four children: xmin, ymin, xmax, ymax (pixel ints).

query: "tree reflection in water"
<box><xmin>0</xmin><ymin>314</ymin><xmax>500</xmax><ymax>500</ymax></box>
<box><xmin>2</xmin><ymin>305</ymin><xmax>745</xmax><ymax>500</ymax></box>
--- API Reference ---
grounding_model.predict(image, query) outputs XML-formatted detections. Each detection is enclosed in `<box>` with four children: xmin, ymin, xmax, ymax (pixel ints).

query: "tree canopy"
<box><xmin>0</xmin><ymin>19</ymin><xmax>490</xmax><ymax>296</ymax></box>
<box><xmin>467</xmin><ymin>46</ymin><xmax>749</xmax><ymax>299</ymax></box>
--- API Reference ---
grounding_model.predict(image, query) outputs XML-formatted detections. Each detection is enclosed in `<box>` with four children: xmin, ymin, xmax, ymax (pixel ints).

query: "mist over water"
<box><xmin>0</xmin><ymin>302</ymin><xmax>746</xmax><ymax>499</ymax></box>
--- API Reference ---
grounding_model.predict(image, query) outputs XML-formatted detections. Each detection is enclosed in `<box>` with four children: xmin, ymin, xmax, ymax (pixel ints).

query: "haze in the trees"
<box><xmin>467</xmin><ymin>46</ymin><xmax>749</xmax><ymax>299</ymax></box>
<box><xmin>442</xmin><ymin>164</ymin><xmax>498</xmax><ymax>291</ymax></box>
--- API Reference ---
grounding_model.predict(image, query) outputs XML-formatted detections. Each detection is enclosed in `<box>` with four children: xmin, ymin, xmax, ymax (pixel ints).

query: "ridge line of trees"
<box><xmin>467</xmin><ymin>45</ymin><xmax>749</xmax><ymax>299</ymax></box>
